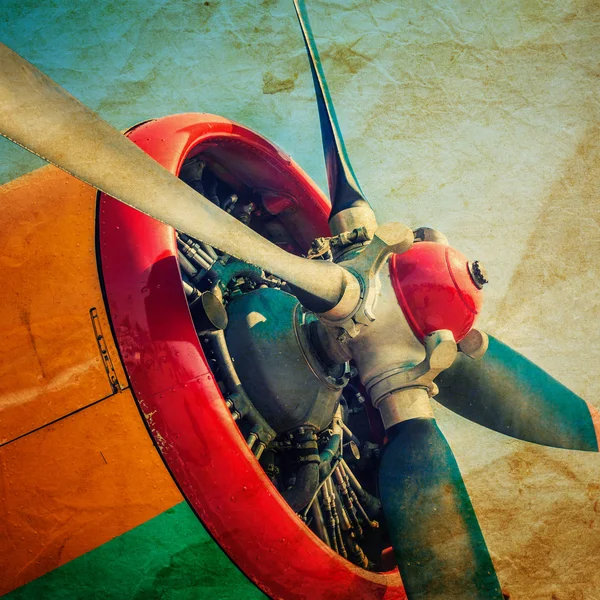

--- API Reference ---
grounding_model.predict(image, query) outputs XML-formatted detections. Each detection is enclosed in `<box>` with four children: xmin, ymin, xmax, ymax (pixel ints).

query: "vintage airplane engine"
<box><xmin>4</xmin><ymin>2</ymin><xmax>598</xmax><ymax>591</ymax></box>
<box><xmin>225</xmin><ymin>287</ymin><xmax>347</xmax><ymax>434</ymax></box>
<box><xmin>173</xmin><ymin>158</ymin><xmax>387</xmax><ymax>569</ymax></box>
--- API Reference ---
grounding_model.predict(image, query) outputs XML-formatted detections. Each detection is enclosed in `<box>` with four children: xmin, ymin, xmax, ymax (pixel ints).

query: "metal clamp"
<box><xmin>317</xmin><ymin>222</ymin><xmax>414</xmax><ymax>341</ymax></box>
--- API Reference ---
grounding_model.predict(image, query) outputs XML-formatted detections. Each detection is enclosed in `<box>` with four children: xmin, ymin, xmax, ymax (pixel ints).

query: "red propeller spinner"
<box><xmin>389</xmin><ymin>241</ymin><xmax>486</xmax><ymax>344</ymax></box>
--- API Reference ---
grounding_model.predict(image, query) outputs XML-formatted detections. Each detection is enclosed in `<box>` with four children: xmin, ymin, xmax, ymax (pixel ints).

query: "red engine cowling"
<box><xmin>99</xmin><ymin>113</ymin><xmax>406</xmax><ymax>600</ymax></box>
<box><xmin>388</xmin><ymin>242</ymin><xmax>484</xmax><ymax>343</ymax></box>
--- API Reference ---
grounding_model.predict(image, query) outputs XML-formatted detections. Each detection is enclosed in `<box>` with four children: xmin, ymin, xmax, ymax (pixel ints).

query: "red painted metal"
<box><xmin>389</xmin><ymin>242</ymin><xmax>483</xmax><ymax>343</ymax></box>
<box><xmin>99</xmin><ymin>113</ymin><xmax>405</xmax><ymax>600</ymax></box>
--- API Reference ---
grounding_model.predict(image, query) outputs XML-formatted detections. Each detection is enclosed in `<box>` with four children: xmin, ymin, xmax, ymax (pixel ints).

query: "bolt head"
<box><xmin>468</xmin><ymin>261</ymin><xmax>489</xmax><ymax>289</ymax></box>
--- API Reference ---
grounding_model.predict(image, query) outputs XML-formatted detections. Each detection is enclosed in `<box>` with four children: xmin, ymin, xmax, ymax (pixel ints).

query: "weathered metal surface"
<box><xmin>0</xmin><ymin>167</ymin><xmax>126</xmax><ymax>445</ymax></box>
<box><xmin>0</xmin><ymin>389</ymin><xmax>182</xmax><ymax>595</ymax></box>
<box><xmin>1</xmin><ymin>1</ymin><xmax>600</xmax><ymax>597</ymax></box>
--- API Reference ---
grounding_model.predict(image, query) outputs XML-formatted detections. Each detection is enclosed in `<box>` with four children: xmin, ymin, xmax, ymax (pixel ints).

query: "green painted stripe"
<box><xmin>5</xmin><ymin>502</ymin><xmax>267</xmax><ymax>600</ymax></box>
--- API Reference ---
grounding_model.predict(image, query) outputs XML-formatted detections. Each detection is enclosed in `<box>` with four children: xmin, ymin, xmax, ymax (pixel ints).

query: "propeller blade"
<box><xmin>0</xmin><ymin>43</ymin><xmax>357</xmax><ymax>313</ymax></box>
<box><xmin>293</xmin><ymin>0</ymin><xmax>375</xmax><ymax>227</ymax></box>
<box><xmin>379</xmin><ymin>418</ymin><xmax>503</xmax><ymax>600</ymax></box>
<box><xmin>436</xmin><ymin>335</ymin><xmax>600</xmax><ymax>452</ymax></box>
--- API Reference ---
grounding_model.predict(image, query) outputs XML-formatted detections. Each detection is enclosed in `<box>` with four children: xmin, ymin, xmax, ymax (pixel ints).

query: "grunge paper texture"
<box><xmin>1</xmin><ymin>1</ymin><xmax>599</xmax><ymax>599</ymax></box>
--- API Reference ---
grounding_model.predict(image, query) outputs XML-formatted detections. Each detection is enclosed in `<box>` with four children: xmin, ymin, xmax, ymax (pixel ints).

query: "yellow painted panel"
<box><xmin>0</xmin><ymin>389</ymin><xmax>182</xmax><ymax>595</ymax></box>
<box><xmin>0</xmin><ymin>166</ymin><xmax>127</xmax><ymax>444</ymax></box>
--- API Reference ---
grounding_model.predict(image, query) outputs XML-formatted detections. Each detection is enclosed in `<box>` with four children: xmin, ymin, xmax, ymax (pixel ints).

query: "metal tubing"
<box><xmin>177</xmin><ymin>251</ymin><xmax>198</xmax><ymax>279</ymax></box>
<box><xmin>326</xmin><ymin>478</ymin><xmax>347</xmax><ymax>558</ymax></box>
<box><xmin>340</xmin><ymin>422</ymin><xmax>360</xmax><ymax>447</ymax></box>
<box><xmin>341</xmin><ymin>460</ymin><xmax>380</xmax><ymax>526</ymax></box>
<box><xmin>182</xmin><ymin>280</ymin><xmax>200</xmax><ymax>302</ymax></box>
<box><xmin>301</xmin><ymin>456</ymin><xmax>341</xmax><ymax>519</ymax></box>
<box><xmin>179</xmin><ymin>233</ymin><xmax>215</xmax><ymax>266</ymax></box>
<box><xmin>190</xmin><ymin>243</ymin><xmax>214</xmax><ymax>266</ymax></box>
<box><xmin>348</xmin><ymin>487</ymin><xmax>376</xmax><ymax>528</ymax></box>
<box><xmin>341</xmin><ymin>459</ymin><xmax>362</xmax><ymax>490</ymax></box>
<box><xmin>247</xmin><ymin>432</ymin><xmax>258</xmax><ymax>450</ymax></box>
<box><xmin>177</xmin><ymin>236</ymin><xmax>213</xmax><ymax>270</ymax></box>
<box><xmin>254</xmin><ymin>442</ymin><xmax>266</xmax><ymax>460</ymax></box>
<box><xmin>334</xmin><ymin>466</ymin><xmax>363</xmax><ymax>537</ymax></box>
<box><xmin>309</xmin><ymin>500</ymin><xmax>331</xmax><ymax>547</ymax></box>
<box><xmin>200</xmin><ymin>241</ymin><xmax>218</xmax><ymax>261</ymax></box>
<box><xmin>320</xmin><ymin>487</ymin><xmax>339</xmax><ymax>554</ymax></box>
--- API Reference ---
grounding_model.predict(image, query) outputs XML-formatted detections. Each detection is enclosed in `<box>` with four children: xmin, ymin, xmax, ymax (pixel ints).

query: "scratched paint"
<box><xmin>1</xmin><ymin>0</ymin><xmax>600</xmax><ymax>598</ymax></box>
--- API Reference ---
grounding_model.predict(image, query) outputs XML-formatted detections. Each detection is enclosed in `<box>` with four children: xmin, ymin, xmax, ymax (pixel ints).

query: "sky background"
<box><xmin>2</xmin><ymin>0</ymin><xmax>600</xmax><ymax>598</ymax></box>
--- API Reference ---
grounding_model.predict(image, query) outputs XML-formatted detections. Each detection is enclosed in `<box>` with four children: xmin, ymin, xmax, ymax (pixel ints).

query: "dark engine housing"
<box><xmin>225</xmin><ymin>287</ymin><xmax>346</xmax><ymax>434</ymax></box>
